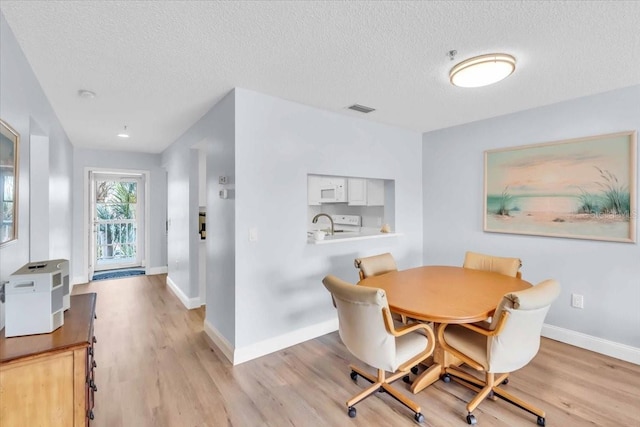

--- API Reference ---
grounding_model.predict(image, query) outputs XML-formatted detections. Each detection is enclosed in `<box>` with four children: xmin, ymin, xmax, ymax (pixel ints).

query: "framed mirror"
<box><xmin>0</xmin><ymin>119</ymin><xmax>19</xmax><ymax>246</ymax></box>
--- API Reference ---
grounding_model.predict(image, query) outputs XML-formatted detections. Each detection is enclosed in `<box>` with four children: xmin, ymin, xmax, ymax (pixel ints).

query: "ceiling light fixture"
<box><xmin>117</xmin><ymin>125</ymin><xmax>130</xmax><ymax>138</ymax></box>
<box><xmin>78</xmin><ymin>89</ymin><xmax>96</xmax><ymax>99</ymax></box>
<box><xmin>449</xmin><ymin>53</ymin><xmax>516</xmax><ymax>88</ymax></box>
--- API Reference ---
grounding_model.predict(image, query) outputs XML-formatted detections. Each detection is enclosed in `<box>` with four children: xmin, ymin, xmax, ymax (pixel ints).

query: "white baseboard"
<box><xmin>203</xmin><ymin>319</ymin><xmax>234</xmax><ymax>363</ymax></box>
<box><xmin>166</xmin><ymin>275</ymin><xmax>200</xmax><ymax>310</ymax></box>
<box><xmin>202</xmin><ymin>319</ymin><xmax>638</xmax><ymax>366</ymax></box>
<box><xmin>147</xmin><ymin>266</ymin><xmax>168</xmax><ymax>275</ymax></box>
<box><xmin>203</xmin><ymin>317</ymin><xmax>338</xmax><ymax>365</ymax></box>
<box><xmin>234</xmin><ymin>318</ymin><xmax>339</xmax><ymax>365</ymax></box>
<box><xmin>542</xmin><ymin>324</ymin><xmax>640</xmax><ymax>365</ymax></box>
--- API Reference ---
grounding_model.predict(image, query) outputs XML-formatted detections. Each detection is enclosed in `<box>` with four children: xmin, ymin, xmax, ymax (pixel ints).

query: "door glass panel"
<box><xmin>94</xmin><ymin>180</ymin><xmax>139</xmax><ymax>268</ymax></box>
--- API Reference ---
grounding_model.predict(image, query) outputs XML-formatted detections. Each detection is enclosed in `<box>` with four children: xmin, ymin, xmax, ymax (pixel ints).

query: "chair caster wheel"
<box><xmin>378</xmin><ymin>387</ymin><xmax>385</xmax><ymax>393</ymax></box>
<box><xmin>411</xmin><ymin>366</ymin><xmax>419</xmax><ymax>375</ymax></box>
<box><xmin>537</xmin><ymin>416</ymin><xmax>545</xmax><ymax>426</ymax></box>
<box><xmin>348</xmin><ymin>406</ymin><xmax>356</xmax><ymax>418</ymax></box>
<box><xmin>442</xmin><ymin>374</ymin><xmax>451</xmax><ymax>383</ymax></box>
<box><xmin>466</xmin><ymin>414</ymin><xmax>477</xmax><ymax>425</ymax></box>
<box><xmin>502</xmin><ymin>378</ymin><xmax>509</xmax><ymax>385</ymax></box>
<box><xmin>403</xmin><ymin>375</ymin><xmax>411</xmax><ymax>383</ymax></box>
<box><xmin>415</xmin><ymin>412</ymin><xmax>425</xmax><ymax>423</ymax></box>
<box><xmin>350</xmin><ymin>371</ymin><xmax>358</xmax><ymax>381</ymax></box>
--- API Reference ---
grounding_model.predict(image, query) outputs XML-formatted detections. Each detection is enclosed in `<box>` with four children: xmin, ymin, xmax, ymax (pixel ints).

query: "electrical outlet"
<box><xmin>571</xmin><ymin>293</ymin><xmax>584</xmax><ymax>309</ymax></box>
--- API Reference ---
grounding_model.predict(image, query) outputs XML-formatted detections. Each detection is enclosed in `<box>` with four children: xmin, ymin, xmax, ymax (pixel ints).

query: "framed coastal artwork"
<box><xmin>484</xmin><ymin>131</ymin><xmax>637</xmax><ymax>243</ymax></box>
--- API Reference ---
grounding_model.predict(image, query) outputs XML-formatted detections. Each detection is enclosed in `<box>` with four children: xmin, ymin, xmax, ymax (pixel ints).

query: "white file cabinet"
<box><xmin>5</xmin><ymin>260</ymin><xmax>67</xmax><ymax>337</ymax></box>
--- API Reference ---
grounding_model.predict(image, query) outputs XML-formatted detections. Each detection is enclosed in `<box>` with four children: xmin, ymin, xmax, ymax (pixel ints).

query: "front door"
<box><xmin>90</xmin><ymin>172</ymin><xmax>144</xmax><ymax>273</ymax></box>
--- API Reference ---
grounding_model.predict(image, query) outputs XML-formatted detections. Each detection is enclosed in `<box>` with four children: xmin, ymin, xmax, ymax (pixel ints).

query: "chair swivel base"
<box><xmin>348</xmin><ymin>365</ymin><xmax>425</xmax><ymax>423</ymax></box>
<box><xmin>443</xmin><ymin>366</ymin><xmax>546</xmax><ymax>426</ymax></box>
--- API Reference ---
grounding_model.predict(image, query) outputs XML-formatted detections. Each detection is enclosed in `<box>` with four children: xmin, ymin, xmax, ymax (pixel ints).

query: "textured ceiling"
<box><xmin>1</xmin><ymin>1</ymin><xmax>639</xmax><ymax>153</ymax></box>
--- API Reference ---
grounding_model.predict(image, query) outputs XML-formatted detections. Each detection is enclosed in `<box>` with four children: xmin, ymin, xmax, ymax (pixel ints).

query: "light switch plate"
<box><xmin>249</xmin><ymin>227</ymin><xmax>258</xmax><ymax>242</ymax></box>
<box><xmin>219</xmin><ymin>176</ymin><xmax>228</xmax><ymax>184</ymax></box>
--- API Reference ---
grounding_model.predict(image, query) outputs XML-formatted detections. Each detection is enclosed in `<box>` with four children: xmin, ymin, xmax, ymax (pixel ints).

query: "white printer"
<box><xmin>5</xmin><ymin>259</ymin><xmax>70</xmax><ymax>337</ymax></box>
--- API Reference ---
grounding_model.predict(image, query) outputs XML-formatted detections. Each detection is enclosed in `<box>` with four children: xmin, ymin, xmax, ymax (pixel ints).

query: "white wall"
<box><xmin>163</xmin><ymin>88</ymin><xmax>423</xmax><ymax>361</ymax></box>
<box><xmin>233</xmin><ymin>88</ymin><xmax>423</xmax><ymax>353</ymax></box>
<box><xmin>29</xmin><ymin>134</ymin><xmax>50</xmax><ymax>261</ymax></box>
<box><xmin>204</xmin><ymin>93</ymin><xmax>236</xmax><ymax>345</ymax></box>
<box><xmin>71</xmin><ymin>148</ymin><xmax>167</xmax><ymax>283</ymax></box>
<box><xmin>162</xmin><ymin>142</ymin><xmax>196</xmax><ymax>303</ymax></box>
<box><xmin>0</xmin><ymin>12</ymin><xmax>74</xmax><ymax>328</ymax></box>
<box><xmin>161</xmin><ymin>90</ymin><xmax>236</xmax><ymax>344</ymax></box>
<box><xmin>422</xmin><ymin>85</ymin><xmax>640</xmax><ymax>353</ymax></box>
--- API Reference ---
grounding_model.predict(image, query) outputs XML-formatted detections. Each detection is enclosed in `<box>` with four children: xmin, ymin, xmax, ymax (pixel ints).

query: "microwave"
<box><xmin>320</xmin><ymin>182</ymin><xmax>346</xmax><ymax>203</ymax></box>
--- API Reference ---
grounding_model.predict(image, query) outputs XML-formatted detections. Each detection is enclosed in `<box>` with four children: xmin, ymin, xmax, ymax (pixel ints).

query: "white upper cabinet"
<box><xmin>308</xmin><ymin>175</ymin><xmax>322</xmax><ymax>205</ymax></box>
<box><xmin>366</xmin><ymin>179</ymin><xmax>385</xmax><ymax>206</ymax></box>
<box><xmin>348</xmin><ymin>178</ymin><xmax>384</xmax><ymax>206</ymax></box>
<box><xmin>347</xmin><ymin>178</ymin><xmax>367</xmax><ymax>205</ymax></box>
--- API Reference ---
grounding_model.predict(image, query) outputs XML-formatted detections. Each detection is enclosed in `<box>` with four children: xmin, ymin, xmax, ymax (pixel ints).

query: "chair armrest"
<box><xmin>436</xmin><ymin>322</ymin><xmax>485</xmax><ymax>370</ymax></box>
<box><xmin>457</xmin><ymin>311</ymin><xmax>509</xmax><ymax>337</ymax></box>
<box><xmin>383</xmin><ymin>307</ymin><xmax>436</xmax><ymax>370</ymax></box>
<box><xmin>437</xmin><ymin>312</ymin><xmax>510</xmax><ymax>371</ymax></box>
<box><xmin>383</xmin><ymin>307</ymin><xmax>435</xmax><ymax>345</ymax></box>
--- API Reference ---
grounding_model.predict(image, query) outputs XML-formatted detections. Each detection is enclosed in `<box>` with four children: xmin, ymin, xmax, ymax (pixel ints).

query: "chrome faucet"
<box><xmin>312</xmin><ymin>213</ymin><xmax>334</xmax><ymax>235</ymax></box>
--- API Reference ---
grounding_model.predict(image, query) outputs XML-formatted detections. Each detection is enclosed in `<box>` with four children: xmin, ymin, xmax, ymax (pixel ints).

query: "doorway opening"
<box><xmin>89</xmin><ymin>171</ymin><xmax>146</xmax><ymax>278</ymax></box>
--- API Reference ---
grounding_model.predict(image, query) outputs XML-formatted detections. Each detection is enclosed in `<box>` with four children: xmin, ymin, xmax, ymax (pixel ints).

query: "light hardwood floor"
<box><xmin>72</xmin><ymin>274</ymin><xmax>640</xmax><ymax>427</ymax></box>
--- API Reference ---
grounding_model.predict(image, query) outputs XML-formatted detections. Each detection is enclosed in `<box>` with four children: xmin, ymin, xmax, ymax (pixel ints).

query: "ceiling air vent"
<box><xmin>347</xmin><ymin>104</ymin><xmax>376</xmax><ymax>114</ymax></box>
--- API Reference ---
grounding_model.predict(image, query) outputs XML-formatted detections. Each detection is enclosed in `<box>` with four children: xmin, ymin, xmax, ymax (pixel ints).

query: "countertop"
<box><xmin>307</xmin><ymin>229</ymin><xmax>402</xmax><ymax>244</ymax></box>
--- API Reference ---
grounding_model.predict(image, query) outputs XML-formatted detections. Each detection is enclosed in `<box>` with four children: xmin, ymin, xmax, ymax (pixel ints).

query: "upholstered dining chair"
<box><xmin>354</xmin><ymin>252</ymin><xmax>408</xmax><ymax>323</ymax></box>
<box><xmin>322</xmin><ymin>275</ymin><xmax>435</xmax><ymax>423</ymax></box>
<box><xmin>437</xmin><ymin>279</ymin><xmax>560</xmax><ymax>426</ymax></box>
<box><xmin>354</xmin><ymin>252</ymin><xmax>398</xmax><ymax>280</ymax></box>
<box><xmin>463</xmin><ymin>251</ymin><xmax>523</xmax><ymax>278</ymax></box>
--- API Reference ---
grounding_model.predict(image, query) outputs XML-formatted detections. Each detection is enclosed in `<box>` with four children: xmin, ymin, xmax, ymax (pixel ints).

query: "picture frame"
<box><xmin>484</xmin><ymin>131</ymin><xmax>637</xmax><ymax>243</ymax></box>
<box><xmin>0</xmin><ymin>119</ymin><xmax>19</xmax><ymax>246</ymax></box>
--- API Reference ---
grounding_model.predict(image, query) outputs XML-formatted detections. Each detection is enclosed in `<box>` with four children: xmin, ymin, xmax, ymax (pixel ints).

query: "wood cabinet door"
<box><xmin>1</xmin><ymin>352</ymin><xmax>75</xmax><ymax>426</ymax></box>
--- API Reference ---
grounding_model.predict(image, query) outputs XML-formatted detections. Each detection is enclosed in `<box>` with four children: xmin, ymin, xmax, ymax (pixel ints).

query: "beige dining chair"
<box><xmin>463</xmin><ymin>251</ymin><xmax>523</xmax><ymax>278</ymax></box>
<box><xmin>354</xmin><ymin>252</ymin><xmax>408</xmax><ymax>323</ymax></box>
<box><xmin>354</xmin><ymin>252</ymin><xmax>398</xmax><ymax>281</ymax></box>
<box><xmin>437</xmin><ymin>279</ymin><xmax>560</xmax><ymax>426</ymax></box>
<box><xmin>322</xmin><ymin>275</ymin><xmax>435</xmax><ymax>423</ymax></box>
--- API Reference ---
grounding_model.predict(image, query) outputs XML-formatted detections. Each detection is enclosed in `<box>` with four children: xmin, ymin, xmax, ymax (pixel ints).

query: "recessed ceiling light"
<box><xmin>78</xmin><ymin>89</ymin><xmax>96</xmax><ymax>99</ymax></box>
<box><xmin>117</xmin><ymin>125</ymin><xmax>130</xmax><ymax>138</ymax></box>
<box><xmin>449</xmin><ymin>53</ymin><xmax>516</xmax><ymax>88</ymax></box>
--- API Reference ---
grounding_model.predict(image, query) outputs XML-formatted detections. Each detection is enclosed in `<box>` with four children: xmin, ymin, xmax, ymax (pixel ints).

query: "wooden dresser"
<box><xmin>0</xmin><ymin>293</ymin><xmax>97</xmax><ymax>427</ymax></box>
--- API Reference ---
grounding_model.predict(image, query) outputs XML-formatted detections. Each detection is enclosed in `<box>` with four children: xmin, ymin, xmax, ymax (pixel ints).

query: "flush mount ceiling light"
<box><xmin>449</xmin><ymin>53</ymin><xmax>516</xmax><ymax>88</ymax></box>
<box><xmin>117</xmin><ymin>125</ymin><xmax>130</xmax><ymax>138</ymax></box>
<box><xmin>77</xmin><ymin>89</ymin><xmax>96</xmax><ymax>99</ymax></box>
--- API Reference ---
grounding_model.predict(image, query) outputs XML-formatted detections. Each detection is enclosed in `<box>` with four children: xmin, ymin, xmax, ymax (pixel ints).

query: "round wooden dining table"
<box><xmin>358</xmin><ymin>265</ymin><xmax>532</xmax><ymax>393</ymax></box>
